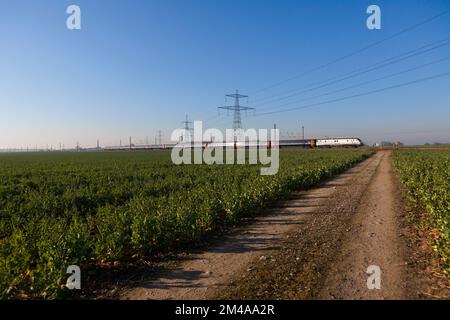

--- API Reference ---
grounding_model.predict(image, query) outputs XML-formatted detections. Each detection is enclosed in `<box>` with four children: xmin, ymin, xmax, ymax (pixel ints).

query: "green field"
<box><xmin>393</xmin><ymin>149</ymin><xmax>450</xmax><ymax>275</ymax></box>
<box><xmin>0</xmin><ymin>149</ymin><xmax>372</xmax><ymax>298</ymax></box>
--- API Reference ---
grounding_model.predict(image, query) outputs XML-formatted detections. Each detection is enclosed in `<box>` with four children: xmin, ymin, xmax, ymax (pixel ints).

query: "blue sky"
<box><xmin>1</xmin><ymin>0</ymin><xmax>449</xmax><ymax>147</ymax></box>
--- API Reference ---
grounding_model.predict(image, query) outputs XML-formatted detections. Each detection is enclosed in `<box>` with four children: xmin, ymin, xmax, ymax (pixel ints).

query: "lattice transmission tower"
<box><xmin>180</xmin><ymin>114</ymin><xmax>193</xmax><ymax>142</ymax></box>
<box><xmin>181</xmin><ymin>114</ymin><xmax>193</xmax><ymax>131</ymax></box>
<box><xmin>218</xmin><ymin>90</ymin><xmax>254</xmax><ymax>130</ymax></box>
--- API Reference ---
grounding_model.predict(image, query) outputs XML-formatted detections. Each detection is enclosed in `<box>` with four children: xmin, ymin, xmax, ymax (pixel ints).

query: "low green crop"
<box><xmin>393</xmin><ymin>149</ymin><xmax>450</xmax><ymax>275</ymax></box>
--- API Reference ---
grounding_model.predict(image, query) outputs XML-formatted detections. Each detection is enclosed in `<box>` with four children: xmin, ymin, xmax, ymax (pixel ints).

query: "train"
<box><xmin>174</xmin><ymin>137</ymin><xmax>363</xmax><ymax>149</ymax></box>
<box><xmin>103</xmin><ymin>137</ymin><xmax>363</xmax><ymax>151</ymax></box>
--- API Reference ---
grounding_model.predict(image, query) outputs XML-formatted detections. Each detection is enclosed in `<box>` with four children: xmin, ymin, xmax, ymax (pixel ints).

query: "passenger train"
<box><xmin>104</xmin><ymin>137</ymin><xmax>363</xmax><ymax>151</ymax></box>
<box><xmin>175</xmin><ymin>137</ymin><xmax>363</xmax><ymax>149</ymax></box>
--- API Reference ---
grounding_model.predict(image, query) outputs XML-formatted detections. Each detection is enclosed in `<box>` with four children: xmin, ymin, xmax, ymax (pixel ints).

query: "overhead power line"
<box><xmin>256</xmin><ymin>55</ymin><xmax>450</xmax><ymax>114</ymax></box>
<box><xmin>254</xmin><ymin>37</ymin><xmax>450</xmax><ymax>107</ymax></box>
<box><xmin>249</xmin><ymin>7</ymin><xmax>450</xmax><ymax>96</ymax></box>
<box><xmin>251</xmin><ymin>70</ymin><xmax>450</xmax><ymax>117</ymax></box>
<box><xmin>195</xmin><ymin>9</ymin><xmax>450</xmax><ymax>130</ymax></box>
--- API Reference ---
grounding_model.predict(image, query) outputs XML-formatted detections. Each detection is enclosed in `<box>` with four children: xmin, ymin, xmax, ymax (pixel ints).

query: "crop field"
<box><xmin>0</xmin><ymin>149</ymin><xmax>372</xmax><ymax>298</ymax></box>
<box><xmin>393</xmin><ymin>149</ymin><xmax>450</xmax><ymax>274</ymax></box>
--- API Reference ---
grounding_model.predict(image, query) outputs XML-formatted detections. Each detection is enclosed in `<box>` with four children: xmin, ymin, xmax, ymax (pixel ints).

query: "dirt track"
<box><xmin>318</xmin><ymin>150</ymin><xmax>406</xmax><ymax>299</ymax></box>
<box><xmin>118</xmin><ymin>151</ymin><xmax>444</xmax><ymax>300</ymax></box>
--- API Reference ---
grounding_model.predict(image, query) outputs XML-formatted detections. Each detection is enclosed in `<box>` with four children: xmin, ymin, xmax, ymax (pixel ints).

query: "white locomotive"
<box><xmin>315</xmin><ymin>137</ymin><xmax>362</xmax><ymax>148</ymax></box>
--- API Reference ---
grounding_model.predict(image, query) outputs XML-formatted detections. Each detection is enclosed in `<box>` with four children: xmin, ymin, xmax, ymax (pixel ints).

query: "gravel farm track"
<box><xmin>94</xmin><ymin>150</ymin><xmax>449</xmax><ymax>300</ymax></box>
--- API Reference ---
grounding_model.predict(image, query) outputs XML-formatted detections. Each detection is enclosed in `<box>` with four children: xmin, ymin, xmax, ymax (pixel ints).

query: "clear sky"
<box><xmin>1</xmin><ymin>0</ymin><xmax>449</xmax><ymax>148</ymax></box>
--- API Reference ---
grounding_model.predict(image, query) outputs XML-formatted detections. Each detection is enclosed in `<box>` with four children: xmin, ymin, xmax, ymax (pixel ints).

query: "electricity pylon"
<box><xmin>218</xmin><ymin>90</ymin><xmax>254</xmax><ymax>130</ymax></box>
